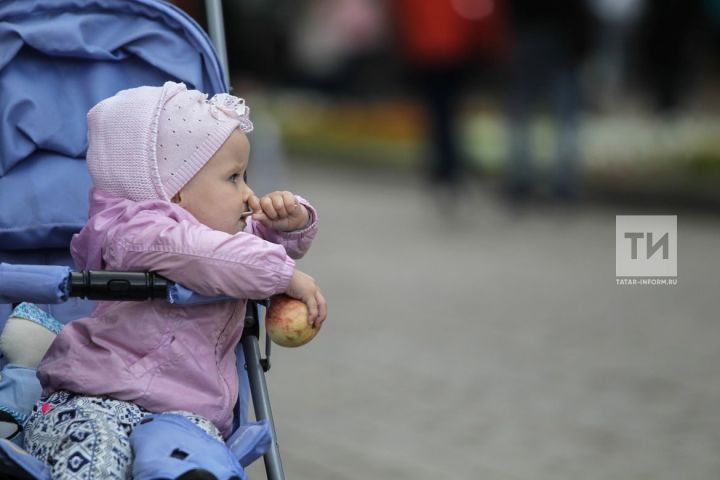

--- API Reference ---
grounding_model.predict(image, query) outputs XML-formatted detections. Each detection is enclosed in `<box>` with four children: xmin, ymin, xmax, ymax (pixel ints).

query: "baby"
<box><xmin>22</xmin><ymin>81</ymin><xmax>326</xmax><ymax>479</ymax></box>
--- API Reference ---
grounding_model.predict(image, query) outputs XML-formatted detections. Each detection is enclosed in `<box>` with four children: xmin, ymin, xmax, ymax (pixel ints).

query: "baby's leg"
<box><xmin>23</xmin><ymin>391</ymin><xmax>147</xmax><ymax>480</ymax></box>
<box><xmin>0</xmin><ymin>303</ymin><xmax>64</xmax><ymax>441</ymax></box>
<box><xmin>1</xmin><ymin>302</ymin><xmax>62</xmax><ymax>369</ymax></box>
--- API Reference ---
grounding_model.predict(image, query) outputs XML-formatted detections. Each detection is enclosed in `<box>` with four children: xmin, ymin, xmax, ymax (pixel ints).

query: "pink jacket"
<box><xmin>37</xmin><ymin>188</ymin><xmax>318</xmax><ymax>437</ymax></box>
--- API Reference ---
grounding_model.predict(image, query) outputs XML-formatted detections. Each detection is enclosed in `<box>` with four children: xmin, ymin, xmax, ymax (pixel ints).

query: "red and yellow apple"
<box><xmin>265</xmin><ymin>294</ymin><xmax>320</xmax><ymax>347</ymax></box>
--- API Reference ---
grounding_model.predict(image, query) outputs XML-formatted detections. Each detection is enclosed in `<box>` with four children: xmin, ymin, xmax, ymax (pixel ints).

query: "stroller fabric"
<box><xmin>131</xmin><ymin>414</ymin><xmax>247</xmax><ymax>480</ymax></box>
<box><xmin>0</xmin><ymin>1</ymin><xmax>272</xmax><ymax>477</ymax></box>
<box><xmin>0</xmin><ymin>0</ymin><xmax>226</xmax><ymax>324</ymax></box>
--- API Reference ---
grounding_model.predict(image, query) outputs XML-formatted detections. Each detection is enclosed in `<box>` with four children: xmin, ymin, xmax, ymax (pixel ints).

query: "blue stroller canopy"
<box><xmin>0</xmin><ymin>0</ymin><xmax>227</xmax><ymax>253</ymax></box>
<box><xmin>0</xmin><ymin>0</ymin><xmax>228</xmax><ymax>323</ymax></box>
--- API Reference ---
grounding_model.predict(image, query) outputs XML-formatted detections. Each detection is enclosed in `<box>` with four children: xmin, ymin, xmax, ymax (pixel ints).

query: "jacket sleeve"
<box><xmin>246</xmin><ymin>195</ymin><xmax>319</xmax><ymax>259</ymax></box>
<box><xmin>103</xmin><ymin>209</ymin><xmax>295</xmax><ymax>300</ymax></box>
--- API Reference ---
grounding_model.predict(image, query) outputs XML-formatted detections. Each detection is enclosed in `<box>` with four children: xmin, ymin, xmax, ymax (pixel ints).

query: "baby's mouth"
<box><xmin>239</xmin><ymin>209</ymin><xmax>253</xmax><ymax>221</ymax></box>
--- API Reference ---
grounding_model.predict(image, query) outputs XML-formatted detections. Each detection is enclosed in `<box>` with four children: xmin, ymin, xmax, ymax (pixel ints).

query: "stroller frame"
<box><xmin>0</xmin><ymin>1</ymin><xmax>288</xmax><ymax>478</ymax></box>
<box><xmin>242</xmin><ymin>302</ymin><xmax>285</xmax><ymax>480</ymax></box>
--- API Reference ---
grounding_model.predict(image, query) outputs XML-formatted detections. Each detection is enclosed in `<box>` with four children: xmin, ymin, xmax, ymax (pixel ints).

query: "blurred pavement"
<box><xmin>247</xmin><ymin>164</ymin><xmax>720</xmax><ymax>480</ymax></box>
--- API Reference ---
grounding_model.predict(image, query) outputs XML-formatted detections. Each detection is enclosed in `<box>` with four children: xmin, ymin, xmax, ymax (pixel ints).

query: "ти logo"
<box><xmin>616</xmin><ymin>215</ymin><xmax>677</xmax><ymax>285</ymax></box>
<box><xmin>623</xmin><ymin>231</ymin><xmax>669</xmax><ymax>260</ymax></box>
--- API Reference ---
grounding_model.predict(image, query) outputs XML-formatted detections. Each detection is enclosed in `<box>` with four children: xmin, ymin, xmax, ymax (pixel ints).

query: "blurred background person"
<box><xmin>392</xmin><ymin>0</ymin><xmax>507</xmax><ymax>199</ymax></box>
<box><xmin>638</xmin><ymin>0</ymin><xmax>704</xmax><ymax>115</ymax></box>
<box><xmin>504</xmin><ymin>0</ymin><xmax>594</xmax><ymax>202</ymax></box>
<box><xmin>286</xmin><ymin>0</ymin><xmax>388</xmax><ymax>95</ymax></box>
<box><xmin>585</xmin><ymin>0</ymin><xmax>645</xmax><ymax>111</ymax></box>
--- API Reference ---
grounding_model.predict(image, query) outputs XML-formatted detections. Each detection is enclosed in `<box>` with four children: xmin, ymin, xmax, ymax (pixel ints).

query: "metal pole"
<box><xmin>242</xmin><ymin>334</ymin><xmax>286</xmax><ymax>480</ymax></box>
<box><xmin>205</xmin><ymin>0</ymin><xmax>231</xmax><ymax>88</ymax></box>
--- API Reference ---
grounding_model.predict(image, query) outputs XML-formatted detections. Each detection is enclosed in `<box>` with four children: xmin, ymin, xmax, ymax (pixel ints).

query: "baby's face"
<box><xmin>175</xmin><ymin>129</ymin><xmax>254</xmax><ymax>234</ymax></box>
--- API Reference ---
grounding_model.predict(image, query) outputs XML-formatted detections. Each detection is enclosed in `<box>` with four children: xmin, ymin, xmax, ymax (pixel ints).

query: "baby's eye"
<box><xmin>229</xmin><ymin>173</ymin><xmax>239</xmax><ymax>184</ymax></box>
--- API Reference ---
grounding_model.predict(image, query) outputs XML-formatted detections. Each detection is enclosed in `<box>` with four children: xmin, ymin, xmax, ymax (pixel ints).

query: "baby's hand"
<box><xmin>286</xmin><ymin>269</ymin><xmax>327</xmax><ymax>327</ymax></box>
<box><xmin>248</xmin><ymin>191</ymin><xmax>310</xmax><ymax>232</ymax></box>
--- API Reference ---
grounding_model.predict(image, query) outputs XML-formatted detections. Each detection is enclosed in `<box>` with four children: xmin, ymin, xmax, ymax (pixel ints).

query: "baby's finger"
<box><xmin>248</xmin><ymin>194</ymin><xmax>261</xmax><ymax>213</ymax></box>
<box><xmin>252</xmin><ymin>211</ymin><xmax>273</xmax><ymax>228</ymax></box>
<box><xmin>271</xmin><ymin>193</ymin><xmax>288</xmax><ymax>218</ymax></box>
<box><xmin>305</xmin><ymin>295</ymin><xmax>319</xmax><ymax>326</ymax></box>
<box><xmin>282</xmin><ymin>191</ymin><xmax>299</xmax><ymax>213</ymax></box>
<box><xmin>315</xmin><ymin>290</ymin><xmax>327</xmax><ymax>327</ymax></box>
<box><xmin>260</xmin><ymin>196</ymin><xmax>278</xmax><ymax>220</ymax></box>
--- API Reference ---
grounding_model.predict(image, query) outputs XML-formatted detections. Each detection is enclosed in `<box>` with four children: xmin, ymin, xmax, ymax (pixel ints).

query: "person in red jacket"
<box><xmin>393</xmin><ymin>0</ymin><xmax>508</xmax><ymax>195</ymax></box>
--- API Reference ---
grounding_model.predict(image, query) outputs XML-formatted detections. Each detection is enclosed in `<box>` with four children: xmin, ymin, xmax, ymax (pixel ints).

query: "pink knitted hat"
<box><xmin>86</xmin><ymin>81</ymin><xmax>253</xmax><ymax>202</ymax></box>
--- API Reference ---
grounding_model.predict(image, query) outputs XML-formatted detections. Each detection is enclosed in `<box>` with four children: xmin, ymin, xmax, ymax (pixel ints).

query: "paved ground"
<box><xmin>246</xmin><ymin>165</ymin><xmax>720</xmax><ymax>480</ymax></box>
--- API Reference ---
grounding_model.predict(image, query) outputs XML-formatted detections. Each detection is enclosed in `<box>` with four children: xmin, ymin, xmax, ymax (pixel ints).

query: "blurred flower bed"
<box><xmin>265</xmin><ymin>92</ymin><xmax>720</xmax><ymax>204</ymax></box>
<box><xmin>268</xmin><ymin>93</ymin><xmax>423</xmax><ymax>169</ymax></box>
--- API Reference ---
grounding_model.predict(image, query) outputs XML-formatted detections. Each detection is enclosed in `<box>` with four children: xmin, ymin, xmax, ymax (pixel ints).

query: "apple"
<box><xmin>265</xmin><ymin>294</ymin><xmax>320</xmax><ymax>347</ymax></box>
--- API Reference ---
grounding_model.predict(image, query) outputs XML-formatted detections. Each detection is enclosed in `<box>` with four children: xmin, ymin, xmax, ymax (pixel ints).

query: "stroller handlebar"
<box><xmin>0</xmin><ymin>263</ymin><xmax>237</xmax><ymax>306</ymax></box>
<box><xmin>69</xmin><ymin>270</ymin><xmax>169</xmax><ymax>301</ymax></box>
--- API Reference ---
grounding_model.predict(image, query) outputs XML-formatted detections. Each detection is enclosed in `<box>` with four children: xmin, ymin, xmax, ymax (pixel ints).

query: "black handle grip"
<box><xmin>68</xmin><ymin>271</ymin><xmax>169</xmax><ymax>301</ymax></box>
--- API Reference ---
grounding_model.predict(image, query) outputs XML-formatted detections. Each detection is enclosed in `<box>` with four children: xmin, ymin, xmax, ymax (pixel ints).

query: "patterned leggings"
<box><xmin>23</xmin><ymin>391</ymin><xmax>223</xmax><ymax>480</ymax></box>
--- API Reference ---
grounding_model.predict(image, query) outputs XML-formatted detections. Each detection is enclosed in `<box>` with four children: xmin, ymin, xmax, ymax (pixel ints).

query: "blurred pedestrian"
<box><xmin>505</xmin><ymin>0</ymin><xmax>594</xmax><ymax>202</ymax></box>
<box><xmin>288</xmin><ymin>0</ymin><xmax>388</xmax><ymax>93</ymax></box>
<box><xmin>393</xmin><ymin>0</ymin><xmax>507</xmax><ymax>197</ymax></box>
<box><xmin>586</xmin><ymin>0</ymin><xmax>645</xmax><ymax>110</ymax></box>
<box><xmin>639</xmin><ymin>0</ymin><xmax>703</xmax><ymax>114</ymax></box>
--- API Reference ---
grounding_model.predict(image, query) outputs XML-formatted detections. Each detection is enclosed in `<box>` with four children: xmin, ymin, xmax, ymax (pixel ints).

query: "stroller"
<box><xmin>0</xmin><ymin>0</ymin><xmax>287</xmax><ymax>478</ymax></box>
